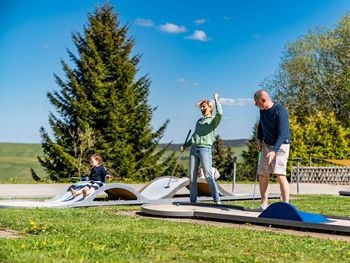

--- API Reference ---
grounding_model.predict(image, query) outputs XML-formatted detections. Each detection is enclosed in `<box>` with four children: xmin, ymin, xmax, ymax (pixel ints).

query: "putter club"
<box><xmin>164</xmin><ymin>129</ymin><xmax>192</xmax><ymax>188</ymax></box>
<box><xmin>250</xmin><ymin>151</ymin><xmax>262</xmax><ymax>208</ymax></box>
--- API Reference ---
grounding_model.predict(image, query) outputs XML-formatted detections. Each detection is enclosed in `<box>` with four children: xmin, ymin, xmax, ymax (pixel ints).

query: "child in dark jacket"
<box><xmin>70</xmin><ymin>153</ymin><xmax>110</xmax><ymax>199</ymax></box>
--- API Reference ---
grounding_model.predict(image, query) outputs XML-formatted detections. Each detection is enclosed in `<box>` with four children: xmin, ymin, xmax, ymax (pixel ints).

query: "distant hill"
<box><xmin>0</xmin><ymin>140</ymin><xmax>248</xmax><ymax>183</ymax></box>
<box><xmin>0</xmin><ymin>143</ymin><xmax>45</xmax><ymax>183</ymax></box>
<box><xmin>160</xmin><ymin>139</ymin><xmax>248</xmax><ymax>151</ymax></box>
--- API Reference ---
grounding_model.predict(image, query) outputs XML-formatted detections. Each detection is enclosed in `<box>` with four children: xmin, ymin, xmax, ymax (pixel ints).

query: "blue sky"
<box><xmin>1</xmin><ymin>0</ymin><xmax>350</xmax><ymax>144</ymax></box>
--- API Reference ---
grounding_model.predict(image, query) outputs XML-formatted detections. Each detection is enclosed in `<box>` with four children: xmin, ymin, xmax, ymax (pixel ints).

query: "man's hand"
<box><xmin>267</xmin><ymin>151</ymin><xmax>276</xmax><ymax>165</ymax></box>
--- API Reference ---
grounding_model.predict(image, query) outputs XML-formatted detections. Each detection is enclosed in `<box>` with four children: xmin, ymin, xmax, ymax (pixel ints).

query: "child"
<box><xmin>197</xmin><ymin>165</ymin><xmax>221</xmax><ymax>180</ymax></box>
<box><xmin>70</xmin><ymin>153</ymin><xmax>110</xmax><ymax>199</ymax></box>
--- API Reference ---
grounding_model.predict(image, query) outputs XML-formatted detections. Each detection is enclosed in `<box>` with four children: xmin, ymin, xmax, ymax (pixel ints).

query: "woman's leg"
<box><xmin>199</xmin><ymin>147</ymin><xmax>220</xmax><ymax>203</ymax></box>
<box><xmin>189</xmin><ymin>147</ymin><xmax>200</xmax><ymax>203</ymax></box>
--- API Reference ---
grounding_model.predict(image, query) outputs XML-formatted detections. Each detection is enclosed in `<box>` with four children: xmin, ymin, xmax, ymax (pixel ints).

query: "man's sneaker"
<box><xmin>257</xmin><ymin>204</ymin><xmax>268</xmax><ymax>212</ymax></box>
<box><xmin>215</xmin><ymin>201</ymin><xmax>221</xmax><ymax>205</ymax></box>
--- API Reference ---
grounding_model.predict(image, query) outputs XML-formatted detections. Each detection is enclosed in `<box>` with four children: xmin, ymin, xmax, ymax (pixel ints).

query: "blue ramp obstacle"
<box><xmin>259</xmin><ymin>202</ymin><xmax>331</xmax><ymax>223</ymax></box>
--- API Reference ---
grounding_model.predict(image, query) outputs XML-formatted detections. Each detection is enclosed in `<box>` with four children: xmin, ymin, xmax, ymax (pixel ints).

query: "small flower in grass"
<box><xmin>55</xmin><ymin>240</ymin><xmax>63</xmax><ymax>246</ymax></box>
<box><xmin>26</xmin><ymin>220</ymin><xmax>53</xmax><ymax>234</ymax></box>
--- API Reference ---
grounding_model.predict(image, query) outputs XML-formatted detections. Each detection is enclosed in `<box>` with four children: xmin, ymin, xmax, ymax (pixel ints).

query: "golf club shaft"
<box><xmin>251</xmin><ymin>151</ymin><xmax>262</xmax><ymax>208</ymax></box>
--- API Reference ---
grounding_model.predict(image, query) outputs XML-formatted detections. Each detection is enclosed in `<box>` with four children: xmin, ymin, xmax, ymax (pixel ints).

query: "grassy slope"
<box><xmin>0</xmin><ymin>143</ymin><xmax>45</xmax><ymax>183</ymax></box>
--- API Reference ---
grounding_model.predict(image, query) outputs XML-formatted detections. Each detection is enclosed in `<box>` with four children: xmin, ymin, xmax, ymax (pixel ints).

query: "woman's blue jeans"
<box><xmin>189</xmin><ymin>146</ymin><xmax>220</xmax><ymax>203</ymax></box>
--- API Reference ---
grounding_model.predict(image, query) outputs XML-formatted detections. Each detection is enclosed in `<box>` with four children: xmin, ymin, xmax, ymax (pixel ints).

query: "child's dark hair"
<box><xmin>90</xmin><ymin>153</ymin><xmax>103</xmax><ymax>165</ymax></box>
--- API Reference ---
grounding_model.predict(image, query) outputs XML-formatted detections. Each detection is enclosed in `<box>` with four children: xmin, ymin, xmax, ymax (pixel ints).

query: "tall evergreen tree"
<box><xmin>212</xmin><ymin>135</ymin><xmax>235</xmax><ymax>181</ymax></box>
<box><xmin>39</xmin><ymin>4</ymin><xmax>175</xmax><ymax>181</ymax></box>
<box><xmin>238</xmin><ymin>121</ymin><xmax>260</xmax><ymax>181</ymax></box>
<box><xmin>212</xmin><ymin>135</ymin><xmax>227</xmax><ymax>172</ymax></box>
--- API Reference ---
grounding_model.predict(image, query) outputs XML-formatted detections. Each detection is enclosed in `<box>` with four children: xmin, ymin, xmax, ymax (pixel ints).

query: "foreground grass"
<box><xmin>0</xmin><ymin>195</ymin><xmax>350</xmax><ymax>262</ymax></box>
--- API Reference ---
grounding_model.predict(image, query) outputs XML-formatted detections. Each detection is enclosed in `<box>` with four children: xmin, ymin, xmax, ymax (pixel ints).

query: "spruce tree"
<box><xmin>238</xmin><ymin>121</ymin><xmax>259</xmax><ymax>181</ymax></box>
<box><xmin>39</xmin><ymin>4</ymin><xmax>175</xmax><ymax>181</ymax></box>
<box><xmin>212</xmin><ymin>135</ymin><xmax>235</xmax><ymax>181</ymax></box>
<box><xmin>212</xmin><ymin>135</ymin><xmax>227</xmax><ymax>172</ymax></box>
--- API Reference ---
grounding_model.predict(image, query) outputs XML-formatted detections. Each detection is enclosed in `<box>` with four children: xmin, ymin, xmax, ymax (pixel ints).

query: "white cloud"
<box><xmin>186</xmin><ymin>30</ymin><xmax>210</xmax><ymax>42</ymax></box>
<box><xmin>219</xmin><ymin>98</ymin><xmax>254</xmax><ymax>106</ymax></box>
<box><xmin>159</xmin><ymin>23</ymin><xmax>187</xmax><ymax>33</ymax></box>
<box><xmin>194</xmin><ymin>18</ymin><xmax>206</xmax><ymax>25</ymax></box>
<box><xmin>178</xmin><ymin>78</ymin><xmax>186</xmax><ymax>84</ymax></box>
<box><xmin>135</xmin><ymin>18</ymin><xmax>154</xmax><ymax>27</ymax></box>
<box><xmin>178</xmin><ymin>78</ymin><xmax>199</xmax><ymax>88</ymax></box>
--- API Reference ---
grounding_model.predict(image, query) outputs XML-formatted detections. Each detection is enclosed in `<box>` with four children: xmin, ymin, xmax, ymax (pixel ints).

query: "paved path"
<box><xmin>0</xmin><ymin>182</ymin><xmax>348</xmax><ymax>199</ymax></box>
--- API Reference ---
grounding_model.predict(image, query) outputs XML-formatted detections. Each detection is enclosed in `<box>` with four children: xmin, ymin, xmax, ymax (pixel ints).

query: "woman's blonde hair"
<box><xmin>196</xmin><ymin>99</ymin><xmax>213</xmax><ymax>114</ymax></box>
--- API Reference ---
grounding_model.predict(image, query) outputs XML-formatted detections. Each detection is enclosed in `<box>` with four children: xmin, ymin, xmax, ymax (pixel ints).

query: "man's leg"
<box><xmin>259</xmin><ymin>174</ymin><xmax>269</xmax><ymax>207</ymax></box>
<box><xmin>257</xmin><ymin>143</ymin><xmax>271</xmax><ymax>208</ymax></box>
<box><xmin>273</xmin><ymin>144</ymin><xmax>290</xmax><ymax>203</ymax></box>
<box><xmin>276</xmin><ymin>175</ymin><xmax>289</xmax><ymax>203</ymax></box>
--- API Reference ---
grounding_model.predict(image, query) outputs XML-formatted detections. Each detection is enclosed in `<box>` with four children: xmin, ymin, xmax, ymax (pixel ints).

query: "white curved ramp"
<box><xmin>0</xmin><ymin>182</ymin><xmax>146</xmax><ymax>208</ymax></box>
<box><xmin>139</xmin><ymin>177</ymin><xmax>190</xmax><ymax>200</ymax></box>
<box><xmin>196</xmin><ymin>178</ymin><xmax>232</xmax><ymax>196</ymax></box>
<box><xmin>48</xmin><ymin>181</ymin><xmax>88</xmax><ymax>202</ymax></box>
<box><xmin>0</xmin><ymin>177</ymin><xmax>279</xmax><ymax>208</ymax></box>
<box><xmin>0</xmin><ymin>178</ymin><xmax>190</xmax><ymax>208</ymax></box>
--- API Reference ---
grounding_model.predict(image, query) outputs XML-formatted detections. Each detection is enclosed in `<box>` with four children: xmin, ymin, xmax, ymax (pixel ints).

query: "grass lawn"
<box><xmin>0</xmin><ymin>195</ymin><xmax>350</xmax><ymax>262</ymax></box>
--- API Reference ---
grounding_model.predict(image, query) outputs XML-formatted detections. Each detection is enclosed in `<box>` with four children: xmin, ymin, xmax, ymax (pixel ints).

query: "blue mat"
<box><xmin>258</xmin><ymin>202</ymin><xmax>331</xmax><ymax>223</ymax></box>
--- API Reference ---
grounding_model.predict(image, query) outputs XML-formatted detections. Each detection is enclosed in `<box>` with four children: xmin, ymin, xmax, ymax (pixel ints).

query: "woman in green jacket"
<box><xmin>181</xmin><ymin>93</ymin><xmax>222</xmax><ymax>203</ymax></box>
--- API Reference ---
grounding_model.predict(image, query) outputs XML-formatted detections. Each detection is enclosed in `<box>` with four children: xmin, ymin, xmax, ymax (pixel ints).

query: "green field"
<box><xmin>0</xmin><ymin>143</ymin><xmax>45</xmax><ymax>183</ymax></box>
<box><xmin>0</xmin><ymin>143</ymin><xmax>247</xmax><ymax>183</ymax></box>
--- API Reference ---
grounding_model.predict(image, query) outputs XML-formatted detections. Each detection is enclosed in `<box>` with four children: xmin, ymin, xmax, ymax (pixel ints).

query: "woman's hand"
<box><xmin>214</xmin><ymin>93</ymin><xmax>219</xmax><ymax>102</ymax></box>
